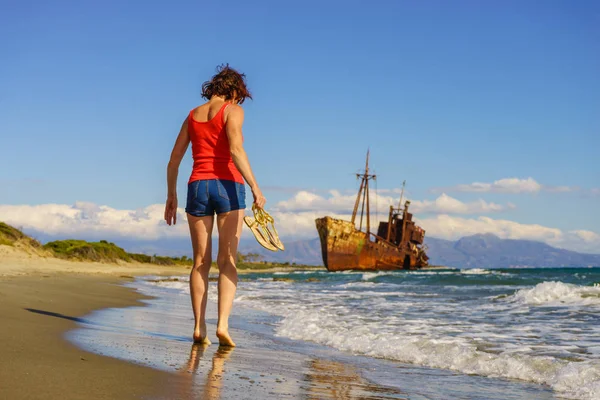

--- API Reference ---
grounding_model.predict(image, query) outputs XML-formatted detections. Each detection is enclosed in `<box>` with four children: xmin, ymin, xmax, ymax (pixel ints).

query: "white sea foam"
<box><xmin>361</xmin><ymin>271</ymin><xmax>396</xmax><ymax>281</ymax></box>
<box><xmin>406</xmin><ymin>270</ymin><xmax>456</xmax><ymax>275</ymax></box>
<box><xmin>273</xmin><ymin>270</ymin><xmax>324</xmax><ymax>275</ymax></box>
<box><xmin>511</xmin><ymin>281</ymin><xmax>600</xmax><ymax>306</ymax></box>
<box><xmin>146</xmin><ymin>279</ymin><xmax>189</xmax><ymax>293</ymax></box>
<box><xmin>461</xmin><ymin>268</ymin><xmax>492</xmax><ymax>275</ymax></box>
<box><xmin>268</xmin><ymin>306</ymin><xmax>600</xmax><ymax>399</ymax></box>
<box><xmin>339</xmin><ymin>281</ymin><xmax>377</xmax><ymax>288</ymax></box>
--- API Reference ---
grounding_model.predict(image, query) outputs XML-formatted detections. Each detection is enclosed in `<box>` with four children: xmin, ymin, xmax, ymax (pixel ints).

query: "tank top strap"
<box><xmin>219</xmin><ymin>102</ymin><xmax>231</xmax><ymax>124</ymax></box>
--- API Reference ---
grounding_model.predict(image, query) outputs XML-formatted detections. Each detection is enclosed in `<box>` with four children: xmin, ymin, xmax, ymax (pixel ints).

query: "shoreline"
<box><xmin>67</xmin><ymin>275</ymin><xmax>411</xmax><ymax>399</ymax></box>
<box><xmin>0</xmin><ymin>247</ymin><xmax>405</xmax><ymax>399</ymax></box>
<box><xmin>68</xmin><ymin>272</ymin><xmax>559</xmax><ymax>400</ymax></box>
<box><xmin>3</xmin><ymin>246</ymin><xmax>561</xmax><ymax>399</ymax></box>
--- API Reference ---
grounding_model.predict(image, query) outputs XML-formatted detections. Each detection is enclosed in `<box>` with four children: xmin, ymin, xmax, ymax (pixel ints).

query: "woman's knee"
<box><xmin>217</xmin><ymin>254</ymin><xmax>236</xmax><ymax>271</ymax></box>
<box><xmin>192</xmin><ymin>257</ymin><xmax>212</xmax><ymax>273</ymax></box>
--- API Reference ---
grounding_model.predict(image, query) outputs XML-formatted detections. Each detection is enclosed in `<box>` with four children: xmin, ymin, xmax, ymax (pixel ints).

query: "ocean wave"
<box><xmin>361</xmin><ymin>271</ymin><xmax>396</xmax><ymax>281</ymax></box>
<box><xmin>510</xmin><ymin>281</ymin><xmax>600</xmax><ymax>306</ymax></box>
<box><xmin>138</xmin><ymin>272</ymin><xmax>600</xmax><ymax>399</ymax></box>
<box><xmin>339</xmin><ymin>281</ymin><xmax>378</xmax><ymax>288</ymax></box>
<box><xmin>273</xmin><ymin>270</ymin><xmax>326</xmax><ymax>275</ymax></box>
<box><xmin>273</xmin><ymin>308</ymin><xmax>600</xmax><ymax>399</ymax></box>
<box><xmin>406</xmin><ymin>270</ymin><xmax>456</xmax><ymax>275</ymax></box>
<box><xmin>461</xmin><ymin>268</ymin><xmax>492</xmax><ymax>275</ymax></box>
<box><xmin>141</xmin><ymin>277</ymin><xmax>190</xmax><ymax>293</ymax></box>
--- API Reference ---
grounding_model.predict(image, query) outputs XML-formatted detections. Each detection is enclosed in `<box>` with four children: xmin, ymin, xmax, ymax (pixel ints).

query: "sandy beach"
<box><xmin>0</xmin><ymin>270</ymin><xmax>172</xmax><ymax>399</ymax></box>
<box><xmin>0</xmin><ymin>246</ymin><xmax>406</xmax><ymax>399</ymax></box>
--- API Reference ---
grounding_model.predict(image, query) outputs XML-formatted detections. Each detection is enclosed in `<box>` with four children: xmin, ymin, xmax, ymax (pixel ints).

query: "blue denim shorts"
<box><xmin>185</xmin><ymin>179</ymin><xmax>246</xmax><ymax>217</ymax></box>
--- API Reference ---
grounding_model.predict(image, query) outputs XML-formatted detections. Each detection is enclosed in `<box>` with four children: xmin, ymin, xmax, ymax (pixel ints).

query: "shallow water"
<box><xmin>64</xmin><ymin>267</ymin><xmax>600</xmax><ymax>399</ymax></box>
<box><xmin>127</xmin><ymin>267</ymin><xmax>600</xmax><ymax>399</ymax></box>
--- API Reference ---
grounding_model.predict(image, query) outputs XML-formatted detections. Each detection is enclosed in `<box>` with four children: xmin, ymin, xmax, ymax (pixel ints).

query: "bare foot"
<box><xmin>193</xmin><ymin>326</ymin><xmax>211</xmax><ymax>345</ymax></box>
<box><xmin>216</xmin><ymin>328</ymin><xmax>236</xmax><ymax>347</ymax></box>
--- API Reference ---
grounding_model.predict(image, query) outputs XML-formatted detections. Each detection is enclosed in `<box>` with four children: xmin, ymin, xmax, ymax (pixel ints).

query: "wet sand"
<box><xmin>0</xmin><ymin>273</ymin><xmax>171</xmax><ymax>400</ymax></box>
<box><xmin>0</xmin><ymin>248</ymin><xmax>404</xmax><ymax>399</ymax></box>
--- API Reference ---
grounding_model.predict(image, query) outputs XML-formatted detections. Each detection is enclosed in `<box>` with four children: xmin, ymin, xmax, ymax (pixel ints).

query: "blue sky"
<box><xmin>0</xmin><ymin>0</ymin><xmax>598</xmax><ymax>252</ymax></box>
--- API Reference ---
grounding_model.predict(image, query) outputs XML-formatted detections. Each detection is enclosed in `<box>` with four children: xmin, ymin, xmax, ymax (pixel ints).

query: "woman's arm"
<box><xmin>225</xmin><ymin>105</ymin><xmax>266</xmax><ymax>208</ymax></box>
<box><xmin>164</xmin><ymin>117</ymin><xmax>190</xmax><ymax>225</ymax></box>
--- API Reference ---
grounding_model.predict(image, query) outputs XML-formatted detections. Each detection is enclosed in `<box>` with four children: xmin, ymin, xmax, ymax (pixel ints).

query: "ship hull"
<box><xmin>315</xmin><ymin>217</ymin><xmax>427</xmax><ymax>271</ymax></box>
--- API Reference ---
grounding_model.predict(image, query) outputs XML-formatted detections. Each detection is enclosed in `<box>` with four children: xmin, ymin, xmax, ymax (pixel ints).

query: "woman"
<box><xmin>164</xmin><ymin>65</ymin><xmax>266</xmax><ymax>347</ymax></box>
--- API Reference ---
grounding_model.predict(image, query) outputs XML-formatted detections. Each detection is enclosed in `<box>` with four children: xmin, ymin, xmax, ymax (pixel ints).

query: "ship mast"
<box><xmin>350</xmin><ymin>150</ymin><xmax>376</xmax><ymax>234</ymax></box>
<box><xmin>398</xmin><ymin>180</ymin><xmax>406</xmax><ymax>210</ymax></box>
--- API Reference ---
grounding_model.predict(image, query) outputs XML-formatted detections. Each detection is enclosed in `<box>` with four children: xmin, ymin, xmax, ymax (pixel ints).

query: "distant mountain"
<box><xmin>425</xmin><ymin>234</ymin><xmax>600</xmax><ymax>268</ymax></box>
<box><xmin>239</xmin><ymin>238</ymin><xmax>323</xmax><ymax>265</ymax></box>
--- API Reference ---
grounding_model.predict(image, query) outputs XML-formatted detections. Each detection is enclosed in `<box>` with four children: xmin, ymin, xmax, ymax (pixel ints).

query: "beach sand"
<box><xmin>0</xmin><ymin>247</ymin><xmax>404</xmax><ymax>399</ymax></box>
<box><xmin>0</xmin><ymin>273</ymin><xmax>173</xmax><ymax>400</ymax></box>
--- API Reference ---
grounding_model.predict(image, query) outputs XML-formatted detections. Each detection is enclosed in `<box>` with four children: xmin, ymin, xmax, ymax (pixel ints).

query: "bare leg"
<box><xmin>187</xmin><ymin>213</ymin><xmax>214</xmax><ymax>344</ymax></box>
<box><xmin>215</xmin><ymin>209</ymin><xmax>244</xmax><ymax>347</ymax></box>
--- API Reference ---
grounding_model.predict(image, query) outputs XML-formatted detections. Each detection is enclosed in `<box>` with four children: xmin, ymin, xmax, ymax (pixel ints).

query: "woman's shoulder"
<box><xmin>223</xmin><ymin>103</ymin><xmax>244</xmax><ymax>120</ymax></box>
<box><xmin>190</xmin><ymin>102</ymin><xmax>211</xmax><ymax>114</ymax></box>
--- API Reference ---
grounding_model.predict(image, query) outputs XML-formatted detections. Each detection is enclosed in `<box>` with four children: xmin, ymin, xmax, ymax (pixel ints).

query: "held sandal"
<box><xmin>253</xmin><ymin>205</ymin><xmax>285</xmax><ymax>251</ymax></box>
<box><xmin>243</xmin><ymin>205</ymin><xmax>285</xmax><ymax>252</ymax></box>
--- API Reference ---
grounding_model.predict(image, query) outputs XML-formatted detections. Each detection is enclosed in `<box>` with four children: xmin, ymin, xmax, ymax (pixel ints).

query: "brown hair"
<box><xmin>201</xmin><ymin>64</ymin><xmax>252</xmax><ymax>104</ymax></box>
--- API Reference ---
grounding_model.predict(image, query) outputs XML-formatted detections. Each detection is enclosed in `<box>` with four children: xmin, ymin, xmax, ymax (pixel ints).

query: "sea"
<box><xmin>68</xmin><ymin>267</ymin><xmax>600</xmax><ymax>399</ymax></box>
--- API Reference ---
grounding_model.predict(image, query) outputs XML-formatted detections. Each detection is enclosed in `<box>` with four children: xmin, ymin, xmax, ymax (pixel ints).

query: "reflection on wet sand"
<box><xmin>178</xmin><ymin>344</ymin><xmax>234</xmax><ymax>400</ymax></box>
<box><xmin>305</xmin><ymin>358</ymin><xmax>408</xmax><ymax>400</ymax></box>
<box><xmin>175</xmin><ymin>344</ymin><xmax>406</xmax><ymax>400</ymax></box>
<box><xmin>202</xmin><ymin>347</ymin><xmax>234</xmax><ymax>399</ymax></box>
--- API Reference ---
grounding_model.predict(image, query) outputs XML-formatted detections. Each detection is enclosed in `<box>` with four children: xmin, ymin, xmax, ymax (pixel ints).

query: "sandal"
<box><xmin>253</xmin><ymin>205</ymin><xmax>285</xmax><ymax>251</ymax></box>
<box><xmin>244</xmin><ymin>208</ymin><xmax>278</xmax><ymax>252</ymax></box>
<box><xmin>243</xmin><ymin>205</ymin><xmax>284</xmax><ymax>251</ymax></box>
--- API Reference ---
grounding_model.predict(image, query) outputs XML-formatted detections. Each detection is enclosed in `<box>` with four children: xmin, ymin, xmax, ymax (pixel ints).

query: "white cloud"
<box><xmin>415</xmin><ymin>215</ymin><xmax>562</xmax><ymax>242</ymax></box>
<box><xmin>409</xmin><ymin>194</ymin><xmax>514</xmax><ymax>214</ymax></box>
<box><xmin>570</xmin><ymin>230</ymin><xmax>600</xmax><ymax>243</ymax></box>
<box><xmin>274</xmin><ymin>191</ymin><xmax>512</xmax><ymax>216</ymax></box>
<box><xmin>435</xmin><ymin>177</ymin><xmax>579</xmax><ymax>194</ymax></box>
<box><xmin>0</xmin><ymin>203</ymin><xmax>190</xmax><ymax>240</ymax></box>
<box><xmin>275</xmin><ymin>190</ymin><xmax>356</xmax><ymax>213</ymax></box>
<box><xmin>455</xmin><ymin>177</ymin><xmax>542</xmax><ymax>193</ymax></box>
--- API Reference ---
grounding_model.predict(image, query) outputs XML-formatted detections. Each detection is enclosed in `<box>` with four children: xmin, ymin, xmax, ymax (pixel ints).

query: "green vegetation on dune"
<box><xmin>0</xmin><ymin>222</ymin><xmax>41</xmax><ymax>247</ymax></box>
<box><xmin>40</xmin><ymin>238</ymin><xmax>311</xmax><ymax>269</ymax></box>
<box><xmin>127</xmin><ymin>252</ymin><xmax>192</xmax><ymax>266</ymax></box>
<box><xmin>44</xmin><ymin>240</ymin><xmax>129</xmax><ymax>263</ymax></box>
<box><xmin>43</xmin><ymin>239</ymin><xmax>192</xmax><ymax>265</ymax></box>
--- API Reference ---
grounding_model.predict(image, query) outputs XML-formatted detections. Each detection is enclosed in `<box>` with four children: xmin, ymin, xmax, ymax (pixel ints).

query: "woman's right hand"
<box><xmin>164</xmin><ymin>195</ymin><xmax>178</xmax><ymax>226</ymax></box>
<box><xmin>252</xmin><ymin>187</ymin><xmax>266</xmax><ymax>209</ymax></box>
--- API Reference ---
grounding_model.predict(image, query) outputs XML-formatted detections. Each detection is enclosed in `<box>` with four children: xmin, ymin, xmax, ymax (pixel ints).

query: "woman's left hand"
<box><xmin>164</xmin><ymin>195</ymin><xmax>178</xmax><ymax>225</ymax></box>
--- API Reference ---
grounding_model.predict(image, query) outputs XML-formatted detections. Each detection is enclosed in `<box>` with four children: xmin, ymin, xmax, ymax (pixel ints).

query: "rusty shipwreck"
<box><xmin>315</xmin><ymin>153</ymin><xmax>429</xmax><ymax>271</ymax></box>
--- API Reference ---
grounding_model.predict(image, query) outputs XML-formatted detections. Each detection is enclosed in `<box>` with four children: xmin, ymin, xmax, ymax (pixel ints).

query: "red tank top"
<box><xmin>187</xmin><ymin>103</ymin><xmax>244</xmax><ymax>184</ymax></box>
